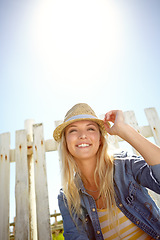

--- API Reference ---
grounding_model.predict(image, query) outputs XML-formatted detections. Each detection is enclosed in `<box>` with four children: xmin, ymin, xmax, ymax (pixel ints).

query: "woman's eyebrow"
<box><xmin>68</xmin><ymin>124</ymin><xmax>77</xmax><ymax>128</ymax></box>
<box><xmin>86</xmin><ymin>123</ymin><xmax>97</xmax><ymax>126</ymax></box>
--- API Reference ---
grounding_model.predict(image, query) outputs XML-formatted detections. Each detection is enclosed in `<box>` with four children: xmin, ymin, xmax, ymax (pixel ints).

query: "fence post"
<box><xmin>144</xmin><ymin>108</ymin><xmax>160</xmax><ymax>146</ymax></box>
<box><xmin>144</xmin><ymin>108</ymin><xmax>160</xmax><ymax>207</ymax></box>
<box><xmin>123</xmin><ymin>111</ymin><xmax>141</xmax><ymax>155</ymax></box>
<box><xmin>24</xmin><ymin>120</ymin><xmax>38</xmax><ymax>240</ymax></box>
<box><xmin>33</xmin><ymin>123</ymin><xmax>52</xmax><ymax>240</ymax></box>
<box><xmin>0</xmin><ymin>133</ymin><xmax>10</xmax><ymax>240</ymax></box>
<box><xmin>15</xmin><ymin>130</ymin><xmax>29</xmax><ymax>240</ymax></box>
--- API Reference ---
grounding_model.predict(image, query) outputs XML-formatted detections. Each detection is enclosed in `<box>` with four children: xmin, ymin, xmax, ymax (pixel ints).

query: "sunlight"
<box><xmin>31</xmin><ymin>0</ymin><xmax>124</xmax><ymax>85</ymax></box>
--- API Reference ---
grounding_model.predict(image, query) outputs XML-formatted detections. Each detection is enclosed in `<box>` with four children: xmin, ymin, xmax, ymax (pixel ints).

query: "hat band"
<box><xmin>65</xmin><ymin>114</ymin><xmax>97</xmax><ymax>122</ymax></box>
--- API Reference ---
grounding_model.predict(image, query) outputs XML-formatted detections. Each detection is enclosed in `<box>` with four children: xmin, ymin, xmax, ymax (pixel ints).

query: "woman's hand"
<box><xmin>104</xmin><ymin>110</ymin><xmax>126</xmax><ymax>137</ymax></box>
<box><xmin>104</xmin><ymin>110</ymin><xmax>160</xmax><ymax>165</ymax></box>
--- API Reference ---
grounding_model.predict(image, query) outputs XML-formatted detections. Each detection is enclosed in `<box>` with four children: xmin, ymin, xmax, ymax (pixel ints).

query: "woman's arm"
<box><xmin>104</xmin><ymin>110</ymin><xmax>160</xmax><ymax>166</ymax></box>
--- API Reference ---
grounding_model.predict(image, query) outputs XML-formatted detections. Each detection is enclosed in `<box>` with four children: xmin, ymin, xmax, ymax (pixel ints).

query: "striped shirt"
<box><xmin>97</xmin><ymin>207</ymin><xmax>153</xmax><ymax>240</ymax></box>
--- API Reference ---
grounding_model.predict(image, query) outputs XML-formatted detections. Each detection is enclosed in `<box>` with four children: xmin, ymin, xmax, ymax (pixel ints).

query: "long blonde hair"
<box><xmin>58</xmin><ymin>129</ymin><xmax>118</xmax><ymax>226</ymax></box>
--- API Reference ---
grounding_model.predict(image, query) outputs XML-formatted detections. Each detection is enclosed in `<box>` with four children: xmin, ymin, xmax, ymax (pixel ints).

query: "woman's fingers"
<box><xmin>104</xmin><ymin>110</ymin><xmax>125</xmax><ymax>135</ymax></box>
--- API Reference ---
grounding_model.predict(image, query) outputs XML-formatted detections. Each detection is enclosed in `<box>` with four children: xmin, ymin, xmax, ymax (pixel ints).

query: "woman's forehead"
<box><xmin>66</xmin><ymin>120</ymin><xmax>99</xmax><ymax>129</ymax></box>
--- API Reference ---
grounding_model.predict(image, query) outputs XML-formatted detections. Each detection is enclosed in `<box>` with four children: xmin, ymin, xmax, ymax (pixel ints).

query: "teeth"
<box><xmin>78</xmin><ymin>144</ymin><xmax>90</xmax><ymax>148</ymax></box>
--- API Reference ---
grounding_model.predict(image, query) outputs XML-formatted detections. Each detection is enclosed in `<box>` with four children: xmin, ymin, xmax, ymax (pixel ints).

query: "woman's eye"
<box><xmin>69</xmin><ymin>129</ymin><xmax>77</xmax><ymax>133</ymax></box>
<box><xmin>88</xmin><ymin>128</ymin><xmax>95</xmax><ymax>131</ymax></box>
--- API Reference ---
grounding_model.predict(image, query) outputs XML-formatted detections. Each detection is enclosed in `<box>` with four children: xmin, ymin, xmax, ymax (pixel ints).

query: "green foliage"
<box><xmin>52</xmin><ymin>232</ymin><xmax>64</xmax><ymax>240</ymax></box>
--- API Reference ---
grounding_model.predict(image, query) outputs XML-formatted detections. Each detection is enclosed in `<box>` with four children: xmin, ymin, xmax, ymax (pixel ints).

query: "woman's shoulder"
<box><xmin>113</xmin><ymin>151</ymin><xmax>128</xmax><ymax>159</ymax></box>
<box><xmin>113</xmin><ymin>151</ymin><xmax>147</xmax><ymax>172</ymax></box>
<box><xmin>113</xmin><ymin>151</ymin><xmax>144</xmax><ymax>161</ymax></box>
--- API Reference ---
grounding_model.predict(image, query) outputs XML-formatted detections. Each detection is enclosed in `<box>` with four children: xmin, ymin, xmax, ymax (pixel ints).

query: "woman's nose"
<box><xmin>79</xmin><ymin>132</ymin><xmax>87</xmax><ymax>139</ymax></box>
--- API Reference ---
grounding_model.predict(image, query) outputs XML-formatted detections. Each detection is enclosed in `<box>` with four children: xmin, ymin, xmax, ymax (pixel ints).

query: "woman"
<box><xmin>53</xmin><ymin>103</ymin><xmax>160</xmax><ymax>240</ymax></box>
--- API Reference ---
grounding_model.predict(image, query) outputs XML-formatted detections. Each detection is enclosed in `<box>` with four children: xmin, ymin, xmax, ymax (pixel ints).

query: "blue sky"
<box><xmin>1</xmin><ymin>0</ymin><xmax>160</xmax><ymax>223</ymax></box>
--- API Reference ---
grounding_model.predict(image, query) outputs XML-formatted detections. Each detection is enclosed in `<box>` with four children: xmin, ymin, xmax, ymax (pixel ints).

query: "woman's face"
<box><xmin>65</xmin><ymin>120</ymin><xmax>101</xmax><ymax>163</ymax></box>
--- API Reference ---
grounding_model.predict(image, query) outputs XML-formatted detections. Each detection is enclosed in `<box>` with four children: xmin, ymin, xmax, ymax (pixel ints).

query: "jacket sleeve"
<box><xmin>58</xmin><ymin>191</ymin><xmax>90</xmax><ymax>240</ymax></box>
<box><xmin>129</xmin><ymin>154</ymin><xmax>160</xmax><ymax>194</ymax></box>
<box><xmin>114</xmin><ymin>152</ymin><xmax>160</xmax><ymax>194</ymax></box>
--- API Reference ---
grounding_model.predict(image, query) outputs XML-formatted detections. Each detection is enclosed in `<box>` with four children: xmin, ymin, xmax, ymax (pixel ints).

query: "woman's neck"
<box><xmin>77</xmin><ymin>159</ymin><xmax>99</xmax><ymax>189</ymax></box>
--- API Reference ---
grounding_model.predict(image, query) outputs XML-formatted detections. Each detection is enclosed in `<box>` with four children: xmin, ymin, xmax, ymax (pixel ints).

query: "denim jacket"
<box><xmin>58</xmin><ymin>152</ymin><xmax>160</xmax><ymax>239</ymax></box>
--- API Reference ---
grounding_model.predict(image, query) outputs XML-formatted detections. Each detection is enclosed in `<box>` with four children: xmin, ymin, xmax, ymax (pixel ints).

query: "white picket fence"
<box><xmin>0</xmin><ymin>107</ymin><xmax>160</xmax><ymax>240</ymax></box>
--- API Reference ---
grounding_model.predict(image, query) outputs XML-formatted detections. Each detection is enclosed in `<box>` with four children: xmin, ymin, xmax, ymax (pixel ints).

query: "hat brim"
<box><xmin>53</xmin><ymin>117</ymin><xmax>109</xmax><ymax>142</ymax></box>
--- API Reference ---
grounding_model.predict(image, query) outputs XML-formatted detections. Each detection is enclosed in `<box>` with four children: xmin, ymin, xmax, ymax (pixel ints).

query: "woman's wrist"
<box><xmin>115</xmin><ymin>122</ymin><xmax>131</xmax><ymax>140</ymax></box>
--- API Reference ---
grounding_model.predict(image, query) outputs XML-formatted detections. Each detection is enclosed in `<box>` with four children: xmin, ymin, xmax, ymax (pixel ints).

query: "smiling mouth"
<box><xmin>77</xmin><ymin>143</ymin><xmax>90</xmax><ymax>148</ymax></box>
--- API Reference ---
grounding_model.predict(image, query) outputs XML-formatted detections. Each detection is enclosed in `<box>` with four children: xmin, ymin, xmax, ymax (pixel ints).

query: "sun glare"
<box><xmin>31</xmin><ymin>0</ymin><xmax>123</xmax><ymax>85</ymax></box>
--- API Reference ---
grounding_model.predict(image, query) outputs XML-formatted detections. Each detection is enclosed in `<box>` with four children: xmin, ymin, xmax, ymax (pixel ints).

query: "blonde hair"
<box><xmin>59</xmin><ymin>129</ymin><xmax>118</xmax><ymax>228</ymax></box>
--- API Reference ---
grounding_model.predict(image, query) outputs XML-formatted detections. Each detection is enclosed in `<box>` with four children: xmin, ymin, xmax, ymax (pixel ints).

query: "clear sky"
<box><xmin>1</xmin><ymin>0</ymin><xmax>160</xmax><ymax>223</ymax></box>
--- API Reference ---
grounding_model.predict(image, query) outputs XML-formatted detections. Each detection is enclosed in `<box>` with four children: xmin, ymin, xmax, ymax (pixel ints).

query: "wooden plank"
<box><xmin>10</xmin><ymin>149</ymin><xmax>15</xmax><ymax>162</ymax></box>
<box><xmin>139</xmin><ymin>125</ymin><xmax>153</xmax><ymax>138</ymax></box>
<box><xmin>144</xmin><ymin>108</ymin><xmax>160</xmax><ymax>207</ymax></box>
<box><xmin>0</xmin><ymin>132</ymin><xmax>10</xmax><ymax>240</ymax></box>
<box><xmin>144</xmin><ymin>108</ymin><xmax>160</xmax><ymax>146</ymax></box>
<box><xmin>107</xmin><ymin>135</ymin><xmax>120</xmax><ymax>150</ymax></box>
<box><xmin>123</xmin><ymin>111</ymin><xmax>141</xmax><ymax>155</ymax></box>
<box><xmin>15</xmin><ymin>130</ymin><xmax>29</xmax><ymax>240</ymax></box>
<box><xmin>45</xmin><ymin>139</ymin><xmax>58</xmax><ymax>152</ymax></box>
<box><xmin>24</xmin><ymin>120</ymin><xmax>37</xmax><ymax>240</ymax></box>
<box><xmin>33</xmin><ymin>124</ymin><xmax>52</xmax><ymax>240</ymax></box>
<box><xmin>9</xmin><ymin>139</ymin><xmax>58</xmax><ymax>162</ymax></box>
<box><xmin>148</xmin><ymin>189</ymin><xmax>160</xmax><ymax>208</ymax></box>
<box><xmin>124</xmin><ymin>111</ymin><xmax>140</xmax><ymax>131</ymax></box>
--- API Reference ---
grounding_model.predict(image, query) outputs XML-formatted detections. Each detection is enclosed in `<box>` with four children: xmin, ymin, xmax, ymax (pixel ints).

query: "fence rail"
<box><xmin>0</xmin><ymin>107</ymin><xmax>160</xmax><ymax>240</ymax></box>
<box><xmin>9</xmin><ymin>211</ymin><xmax>63</xmax><ymax>239</ymax></box>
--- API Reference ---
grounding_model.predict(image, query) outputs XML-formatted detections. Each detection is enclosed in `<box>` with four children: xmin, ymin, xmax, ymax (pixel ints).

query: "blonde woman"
<box><xmin>53</xmin><ymin>103</ymin><xmax>160</xmax><ymax>240</ymax></box>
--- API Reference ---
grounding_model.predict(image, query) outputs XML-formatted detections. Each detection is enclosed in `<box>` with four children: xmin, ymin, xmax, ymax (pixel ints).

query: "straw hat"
<box><xmin>53</xmin><ymin>103</ymin><xmax>109</xmax><ymax>142</ymax></box>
